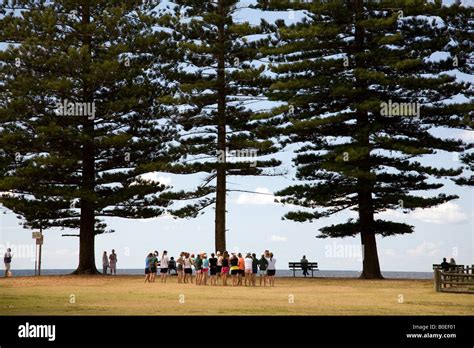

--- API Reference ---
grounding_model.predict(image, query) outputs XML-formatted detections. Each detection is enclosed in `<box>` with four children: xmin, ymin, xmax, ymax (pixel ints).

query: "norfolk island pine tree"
<box><xmin>435</xmin><ymin>3</ymin><xmax>474</xmax><ymax>187</ymax></box>
<box><xmin>0</xmin><ymin>0</ymin><xmax>206</xmax><ymax>274</ymax></box>
<box><xmin>157</xmin><ymin>0</ymin><xmax>282</xmax><ymax>252</ymax></box>
<box><xmin>259</xmin><ymin>0</ymin><xmax>471</xmax><ymax>278</ymax></box>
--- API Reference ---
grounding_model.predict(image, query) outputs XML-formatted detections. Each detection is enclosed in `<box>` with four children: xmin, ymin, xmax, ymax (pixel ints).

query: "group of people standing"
<box><xmin>144</xmin><ymin>250</ymin><xmax>172</xmax><ymax>283</ymax></box>
<box><xmin>145</xmin><ymin>250</ymin><xmax>277</xmax><ymax>287</ymax></box>
<box><xmin>102</xmin><ymin>250</ymin><xmax>118</xmax><ymax>275</ymax></box>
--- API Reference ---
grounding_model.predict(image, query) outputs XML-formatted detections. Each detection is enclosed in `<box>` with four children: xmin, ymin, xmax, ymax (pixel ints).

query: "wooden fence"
<box><xmin>433</xmin><ymin>264</ymin><xmax>474</xmax><ymax>294</ymax></box>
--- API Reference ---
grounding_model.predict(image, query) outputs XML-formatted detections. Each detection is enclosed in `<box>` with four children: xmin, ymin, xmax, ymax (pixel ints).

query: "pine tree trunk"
<box><xmin>358</xmin><ymin>192</ymin><xmax>383</xmax><ymax>279</ymax></box>
<box><xmin>353</xmin><ymin>0</ymin><xmax>382</xmax><ymax>280</ymax></box>
<box><xmin>214</xmin><ymin>0</ymin><xmax>227</xmax><ymax>253</ymax></box>
<box><xmin>73</xmin><ymin>3</ymin><xmax>98</xmax><ymax>275</ymax></box>
<box><xmin>74</xmin><ymin>200</ymin><xmax>98</xmax><ymax>274</ymax></box>
<box><xmin>215</xmin><ymin>167</ymin><xmax>226</xmax><ymax>253</ymax></box>
<box><xmin>359</xmin><ymin>229</ymin><xmax>383</xmax><ymax>279</ymax></box>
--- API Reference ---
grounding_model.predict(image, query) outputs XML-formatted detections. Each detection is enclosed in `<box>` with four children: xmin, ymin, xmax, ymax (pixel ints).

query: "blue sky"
<box><xmin>0</xmin><ymin>0</ymin><xmax>473</xmax><ymax>272</ymax></box>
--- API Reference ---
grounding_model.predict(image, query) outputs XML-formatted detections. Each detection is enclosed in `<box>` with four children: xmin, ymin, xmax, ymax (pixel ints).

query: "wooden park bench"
<box><xmin>289</xmin><ymin>262</ymin><xmax>318</xmax><ymax>277</ymax></box>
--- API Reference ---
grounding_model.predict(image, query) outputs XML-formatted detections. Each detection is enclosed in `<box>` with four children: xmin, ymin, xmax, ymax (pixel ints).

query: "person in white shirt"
<box><xmin>183</xmin><ymin>253</ymin><xmax>192</xmax><ymax>284</ymax></box>
<box><xmin>266</xmin><ymin>252</ymin><xmax>277</xmax><ymax>287</ymax></box>
<box><xmin>160</xmin><ymin>250</ymin><xmax>169</xmax><ymax>283</ymax></box>
<box><xmin>4</xmin><ymin>248</ymin><xmax>12</xmax><ymax>277</ymax></box>
<box><xmin>244</xmin><ymin>253</ymin><xmax>253</xmax><ymax>286</ymax></box>
<box><xmin>216</xmin><ymin>251</ymin><xmax>223</xmax><ymax>279</ymax></box>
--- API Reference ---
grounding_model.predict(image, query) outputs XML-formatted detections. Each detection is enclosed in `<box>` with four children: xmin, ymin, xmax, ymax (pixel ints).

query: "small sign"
<box><xmin>32</xmin><ymin>232</ymin><xmax>42</xmax><ymax>239</ymax></box>
<box><xmin>36</xmin><ymin>236</ymin><xmax>44</xmax><ymax>245</ymax></box>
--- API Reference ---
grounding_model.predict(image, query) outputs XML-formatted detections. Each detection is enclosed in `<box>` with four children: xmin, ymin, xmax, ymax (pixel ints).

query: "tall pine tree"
<box><xmin>159</xmin><ymin>0</ymin><xmax>281</xmax><ymax>252</ymax></box>
<box><xmin>0</xmin><ymin>0</ymin><xmax>181</xmax><ymax>273</ymax></box>
<box><xmin>435</xmin><ymin>3</ymin><xmax>473</xmax><ymax>187</ymax></box>
<box><xmin>263</xmin><ymin>0</ymin><xmax>471</xmax><ymax>278</ymax></box>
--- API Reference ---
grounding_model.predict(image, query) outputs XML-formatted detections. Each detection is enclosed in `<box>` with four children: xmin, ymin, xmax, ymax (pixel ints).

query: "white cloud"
<box><xmin>412</xmin><ymin>202</ymin><xmax>468</xmax><ymax>224</ymax></box>
<box><xmin>270</xmin><ymin>235</ymin><xmax>287</xmax><ymax>243</ymax></box>
<box><xmin>235</xmin><ymin>187</ymin><xmax>276</xmax><ymax>205</ymax></box>
<box><xmin>407</xmin><ymin>241</ymin><xmax>443</xmax><ymax>257</ymax></box>
<box><xmin>377</xmin><ymin>202</ymin><xmax>469</xmax><ymax>225</ymax></box>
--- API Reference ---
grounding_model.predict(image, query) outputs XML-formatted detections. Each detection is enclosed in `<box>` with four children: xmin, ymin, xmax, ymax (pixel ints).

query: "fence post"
<box><xmin>434</xmin><ymin>268</ymin><xmax>441</xmax><ymax>292</ymax></box>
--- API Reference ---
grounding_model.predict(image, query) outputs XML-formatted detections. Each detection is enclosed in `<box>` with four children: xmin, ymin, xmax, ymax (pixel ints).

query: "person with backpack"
<box><xmin>258</xmin><ymin>254</ymin><xmax>268</xmax><ymax>286</ymax></box>
<box><xmin>4</xmin><ymin>248</ymin><xmax>12</xmax><ymax>277</ymax></box>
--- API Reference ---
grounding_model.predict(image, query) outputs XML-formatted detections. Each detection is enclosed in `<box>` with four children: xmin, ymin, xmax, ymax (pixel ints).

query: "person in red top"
<box><xmin>237</xmin><ymin>253</ymin><xmax>245</xmax><ymax>286</ymax></box>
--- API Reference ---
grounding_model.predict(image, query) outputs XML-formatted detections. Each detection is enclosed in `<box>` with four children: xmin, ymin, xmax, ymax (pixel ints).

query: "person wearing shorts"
<box><xmin>237</xmin><ymin>253</ymin><xmax>245</xmax><ymax>286</ymax></box>
<box><xmin>201</xmin><ymin>253</ymin><xmax>209</xmax><ymax>286</ymax></box>
<box><xmin>258</xmin><ymin>254</ymin><xmax>268</xmax><ymax>286</ymax></box>
<box><xmin>221</xmin><ymin>251</ymin><xmax>230</xmax><ymax>286</ymax></box>
<box><xmin>177</xmin><ymin>252</ymin><xmax>185</xmax><ymax>284</ymax></box>
<box><xmin>251</xmin><ymin>253</ymin><xmax>258</xmax><ymax>286</ymax></box>
<box><xmin>145</xmin><ymin>253</ymin><xmax>153</xmax><ymax>283</ymax></box>
<box><xmin>160</xmin><ymin>250</ymin><xmax>169</xmax><ymax>283</ymax></box>
<box><xmin>190</xmin><ymin>253</ymin><xmax>196</xmax><ymax>283</ymax></box>
<box><xmin>194</xmin><ymin>253</ymin><xmax>203</xmax><ymax>285</ymax></box>
<box><xmin>244</xmin><ymin>253</ymin><xmax>253</xmax><ymax>286</ymax></box>
<box><xmin>229</xmin><ymin>253</ymin><xmax>239</xmax><ymax>286</ymax></box>
<box><xmin>184</xmin><ymin>253</ymin><xmax>192</xmax><ymax>283</ymax></box>
<box><xmin>209</xmin><ymin>253</ymin><xmax>218</xmax><ymax>286</ymax></box>
<box><xmin>216</xmin><ymin>251</ymin><xmax>223</xmax><ymax>277</ymax></box>
<box><xmin>266</xmin><ymin>252</ymin><xmax>277</xmax><ymax>287</ymax></box>
<box><xmin>151</xmin><ymin>253</ymin><xmax>158</xmax><ymax>282</ymax></box>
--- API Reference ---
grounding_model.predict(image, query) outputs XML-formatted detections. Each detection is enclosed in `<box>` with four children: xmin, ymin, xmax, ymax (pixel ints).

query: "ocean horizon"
<box><xmin>6</xmin><ymin>269</ymin><xmax>434</xmax><ymax>279</ymax></box>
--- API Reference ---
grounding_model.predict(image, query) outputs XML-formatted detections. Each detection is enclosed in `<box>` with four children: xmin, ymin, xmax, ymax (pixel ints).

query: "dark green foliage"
<box><xmin>263</xmin><ymin>0</ymin><xmax>471</xmax><ymax>278</ymax></box>
<box><xmin>0</xmin><ymin>0</ymin><xmax>181</xmax><ymax>273</ymax></box>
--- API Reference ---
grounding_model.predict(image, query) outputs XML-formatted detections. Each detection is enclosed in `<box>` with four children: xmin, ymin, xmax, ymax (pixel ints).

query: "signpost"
<box><xmin>32</xmin><ymin>230</ymin><xmax>44</xmax><ymax>276</ymax></box>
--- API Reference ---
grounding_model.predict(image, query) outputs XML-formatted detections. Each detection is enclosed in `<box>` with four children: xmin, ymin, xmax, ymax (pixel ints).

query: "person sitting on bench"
<box><xmin>448</xmin><ymin>258</ymin><xmax>456</xmax><ymax>272</ymax></box>
<box><xmin>301</xmin><ymin>255</ymin><xmax>309</xmax><ymax>277</ymax></box>
<box><xmin>440</xmin><ymin>257</ymin><xmax>450</xmax><ymax>272</ymax></box>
